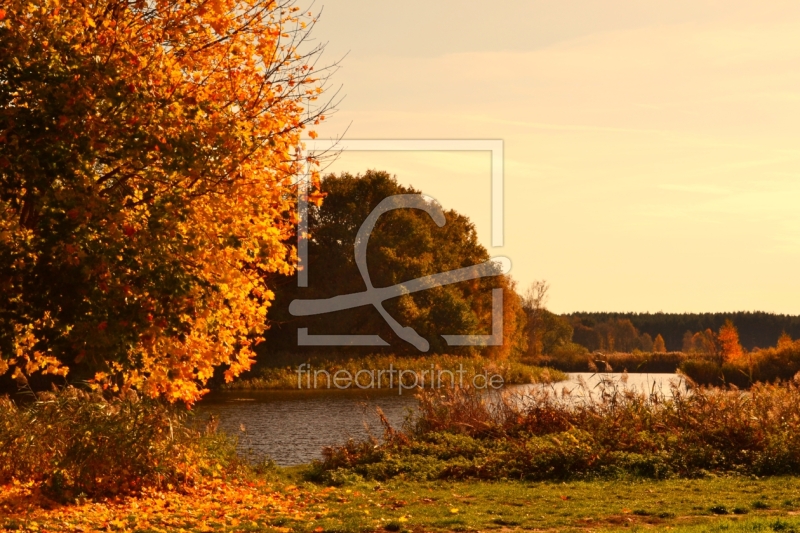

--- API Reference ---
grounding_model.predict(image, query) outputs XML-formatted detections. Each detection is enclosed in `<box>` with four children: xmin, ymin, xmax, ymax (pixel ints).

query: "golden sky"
<box><xmin>311</xmin><ymin>1</ymin><xmax>800</xmax><ymax>314</ymax></box>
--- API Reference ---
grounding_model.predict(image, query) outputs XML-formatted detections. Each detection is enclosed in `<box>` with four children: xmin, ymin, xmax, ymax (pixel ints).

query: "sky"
<box><xmin>307</xmin><ymin>1</ymin><xmax>800</xmax><ymax>314</ymax></box>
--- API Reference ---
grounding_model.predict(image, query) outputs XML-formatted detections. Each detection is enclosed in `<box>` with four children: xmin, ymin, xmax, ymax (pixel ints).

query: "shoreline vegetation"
<box><xmin>220</xmin><ymin>354</ymin><xmax>568</xmax><ymax>391</ymax></box>
<box><xmin>527</xmin><ymin>336</ymin><xmax>800</xmax><ymax>387</ymax></box>
<box><xmin>313</xmin><ymin>376</ymin><xmax>800</xmax><ymax>484</ymax></box>
<box><xmin>6</xmin><ymin>0</ymin><xmax>800</xmax><ymax>528</ymax></box>
<box><xmin>9</xmin><ymin>380</ymin><xmax>800</xmax><ymax>531</ymax></box>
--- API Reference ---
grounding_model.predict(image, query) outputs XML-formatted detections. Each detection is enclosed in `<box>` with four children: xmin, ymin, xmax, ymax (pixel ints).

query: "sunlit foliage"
<box><xmin>0</xmin><ymin>0</ymin><xmax>332</xmax><ymax>401</ymax></box>
<box><xmin>718</xmin><ymin>319</ymin><xmax>743</xmax><ymax>362</ymax></box>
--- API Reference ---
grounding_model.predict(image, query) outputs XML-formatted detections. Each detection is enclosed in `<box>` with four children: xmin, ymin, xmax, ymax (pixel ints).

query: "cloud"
<box><xmin>658</xmin><ymin>184</ymin><xmax>732</xmax><ymax>194</ymax></box>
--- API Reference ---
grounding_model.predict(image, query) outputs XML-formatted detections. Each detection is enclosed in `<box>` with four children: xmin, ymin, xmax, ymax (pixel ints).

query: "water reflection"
<box><xmin>512</xmin><ymin>372</ymin><xmax>688</xmax><ymax>401</ymax></box>
<box><xmin>196</xmin><ymin>388</ymin><xmax>417</xmax><ymax>466</ymax></box>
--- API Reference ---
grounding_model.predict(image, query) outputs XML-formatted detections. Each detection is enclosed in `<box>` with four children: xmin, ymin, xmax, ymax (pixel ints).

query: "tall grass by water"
<box><xmin>529</xmin><ymin>350</ymin><xmax>688</xmax><ymax>373</ymax></box>
<box><xmin>314</xmin><ymin>373</ymin><xmax>800</xmax><ymax>483</ymax></box>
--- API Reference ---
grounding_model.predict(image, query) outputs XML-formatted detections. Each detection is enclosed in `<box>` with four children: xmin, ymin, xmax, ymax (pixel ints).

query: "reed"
<box><xmin>531</xmin><ymin>350</ymin><xmax>688</xmax><ymax>373</ymax></box>
<box><xmin>314</xmin><ymin>373</ymin><xmax>800</xmax><ymax>482</ymax></box>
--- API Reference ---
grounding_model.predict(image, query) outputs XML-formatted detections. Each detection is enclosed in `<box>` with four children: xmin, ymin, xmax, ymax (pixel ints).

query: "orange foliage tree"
<box><xmin>0</xmin><ymin>0</ymin><xmax>333</xmax><ymax>402</ymax></box>
<box><xmin>652</xmin><ymin>334</ymin><xmax>667</xmax><ymax>353</ymax></box>
<box><xmin>718</xmin><ymin>319</ymin><xmax>744</xmax><ymax>363</ymax></box>
<box><xmin>777</xmin><ymin>331</ymin><xmax>793</xmax><ymax>350</ymax></box>
<box><xmin>687</xmin><ymin>329</ymin><xmax>718</xmax><ymax>357</ymax></box>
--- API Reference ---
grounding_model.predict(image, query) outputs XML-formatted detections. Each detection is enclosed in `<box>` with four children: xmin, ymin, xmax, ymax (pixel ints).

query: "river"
<box><xmin>196</xmin><ymin>372</ymin><xmax>685</xmax><ymax>466</ymax></box>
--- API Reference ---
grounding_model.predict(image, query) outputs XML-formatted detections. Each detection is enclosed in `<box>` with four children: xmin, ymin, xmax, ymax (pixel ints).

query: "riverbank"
<box><xmin>314</xmin><ymin>377</ymin><xmax>800</xmax><ymax>482</ymax></box>
<box><xmin>5</xmin><ymin>470</ymin><xmax>800</xmax><ymax>532</ymax></box>
<box><xmin>6</xmin><ymin>381</ymin><xmax>800</xmax><ymax>532</ymax></box>
<box><xmin>222</xmin><ymin>354</ymin><xmax>567</xmax><ymax>391</ymax></box>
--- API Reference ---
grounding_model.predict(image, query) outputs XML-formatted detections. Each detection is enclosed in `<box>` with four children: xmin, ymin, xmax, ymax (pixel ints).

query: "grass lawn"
<box><xmin>292</xmin><ymin>473</ymin><xmax>800</xmax><ymax>532</ymax></box>
<box><xmin>5</xmin><ymin>471</ymin><xmax>800</xmax><ymax>532</ymax></box>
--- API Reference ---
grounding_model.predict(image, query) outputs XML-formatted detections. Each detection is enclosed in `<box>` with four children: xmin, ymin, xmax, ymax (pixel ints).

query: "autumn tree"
<box><xmin>652</xmin><ymin>334</ymin><xmax>667</xmax><ymax>353</ymax></box>
<box><xmin>685</xmin><ymin>329</ymin><xmax>717</xmax><ymax>357</ymax></box>
<box><xmin>611</xmin><ymin>319</ymin><xmax>639</xmax><ymax>352</ymax></box>
<box><xmin>718</xmin><ymin>319</ymin><xmax>743</xmax><ymax>363</ymax></box>
<box><xmin>639</xmin><ymin>332</ymin><xmax>654</xmax><ymax>352</ymax></box>
<box><xmin>777</xmin><ymin>331</ymin><xmax>793</xmax><ymax>350</ymax></box>
<box><xmin>572</xmin><ymin>321</ymin><xmax>602</xmax><ymax>351</ymax></box>
<box><xmin>566</xmin><ymin>311</ymin><xmax>800</xmax><ymax>352</ymax></box>
<box><xmin>521</xmin><ymin>280</ymin><xmax>548</xmax><ymax>355</ymax></box>
<box><xmin>566</xmin><ymin>317</ymin><xmax>664</xmax><ymax>354</ymax></box>
<box><xmin>682</xmin><ymin>330</ymin><xmax>694</xmax><ymax>352</ymax></box>
<box><xmin>0</xmin><ymin>0</ymin><xmax>333</xmax><ymax>401</ymax></box>
<box><xmin>517</xmin><ymin>281</ymin><xmax>573</xmax><ymax>356</ymax></box>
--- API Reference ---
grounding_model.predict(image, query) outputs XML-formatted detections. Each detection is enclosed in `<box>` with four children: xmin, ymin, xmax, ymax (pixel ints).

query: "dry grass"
<box><xmin>0</xmin><ymin>387</ymin><xmax>244</xmax><ymax>500</ymax></box>
<box><xmin>316</xmin><ymin>373</ymin><xmax>800</xmax><ymax>481</ymax></box>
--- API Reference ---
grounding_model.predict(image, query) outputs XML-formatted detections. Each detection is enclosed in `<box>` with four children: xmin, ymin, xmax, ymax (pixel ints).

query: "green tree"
<box><xmin>265</xmin><ymin>170</ymin><xmax>527</xmax><ymax>358</ymax></box>
<box><xmin>571</xmin><ymin>320</ymin><xmax>602</xmax><ymax>352</ymax></box>
<box><xmin>539</xmin><ymin>311</ymin><xmax>574</xmax><ymax>355</ymax></box>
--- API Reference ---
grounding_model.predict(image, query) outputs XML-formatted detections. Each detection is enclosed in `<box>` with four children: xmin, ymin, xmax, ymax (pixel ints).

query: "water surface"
<box><xmin>196</xmin><ymin>388</ymin><xmax>417</xmax><ymax>466</ymax></box>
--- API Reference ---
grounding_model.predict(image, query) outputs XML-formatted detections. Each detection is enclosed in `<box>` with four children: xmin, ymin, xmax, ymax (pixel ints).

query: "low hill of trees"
<box><xmin>566</xmin><ymin>312</ymin><xmax>800</xmax><ymax>352</ymax></box>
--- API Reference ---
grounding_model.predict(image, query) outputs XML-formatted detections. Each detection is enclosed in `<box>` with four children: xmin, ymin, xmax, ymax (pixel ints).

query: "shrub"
<box><xmin>0</xmin><ymin>387</ymin><xmax>242</xmax><ymax>499</ymax></box>
<box><xmin>680</xmin><ymin>340</ymin><xmax>800</xmax><ymax>386</ymax></box>
<box><xmin>313</xmin><ymin>374</ymin><xmax>800</xmax><ymax>482</ymax></box>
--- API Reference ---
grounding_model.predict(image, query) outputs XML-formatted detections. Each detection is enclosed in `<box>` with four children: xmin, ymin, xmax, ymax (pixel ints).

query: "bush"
<box><xmin>680</xmin><ymin>340</ymin><xmax>800</xmax><ymax>386</ymax></box>
<box><xmin>0</xmin><ymin>387</ymin><xmax>242</xmax><ymax>499</ymax></box>
<box><xmin>313</xmin><ymin>375</ymin><xmax>800</xmax><ymax>482</ymax></box>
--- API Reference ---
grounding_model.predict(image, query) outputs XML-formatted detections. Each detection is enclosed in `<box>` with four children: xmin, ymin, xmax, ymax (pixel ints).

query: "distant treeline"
<box><xmin>565</xmin><ymin>312</ymin><xmax>800</xmax><ymax>352</ymax></box>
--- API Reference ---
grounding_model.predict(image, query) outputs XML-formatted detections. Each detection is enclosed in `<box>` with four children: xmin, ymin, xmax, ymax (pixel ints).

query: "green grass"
<box><xmin>276</xmin><ymin>470</ymin><xmax>800</xmax><ymax>532</ymax></box>
<box><xmin>223</xmin><ymin>354</ymin><xmax>567</xmax><ymax>390</ymax></box>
